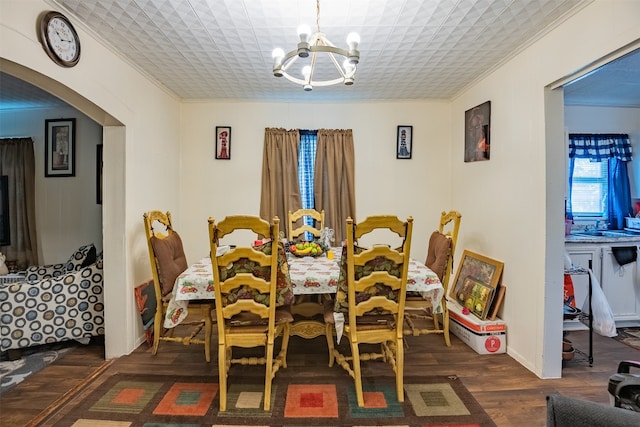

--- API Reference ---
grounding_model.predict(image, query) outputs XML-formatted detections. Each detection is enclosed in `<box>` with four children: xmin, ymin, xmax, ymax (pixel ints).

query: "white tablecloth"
<box><xmin>164</xmin><ymin>248</ymin><xmax>443</xmax><ymax>328</ymax></box>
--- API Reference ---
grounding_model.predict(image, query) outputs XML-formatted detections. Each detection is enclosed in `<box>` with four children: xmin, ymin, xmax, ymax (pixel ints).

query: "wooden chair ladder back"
<box><xmin>404</xmin><ymin>210</ymin><xmax>461</xmax><ymax>346</ymax></box>
<box><xmin>143</xmin><ymin>210</ymin><xmax>214</xmax><ymax>362</ymax></box>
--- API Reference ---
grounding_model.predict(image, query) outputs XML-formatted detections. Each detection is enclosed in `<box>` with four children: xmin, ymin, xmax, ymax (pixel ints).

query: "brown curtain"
<box><xmin>315</xmin><ymin>129</ymin><xmax>356</xmax><ymax>242</ymax></box>
<box><xmin>259</xmin><ymin>128</ymin><xmax>301</xmax><ymax>228</ymax></box>
<box><xmin>0</xmin><ymin>138</ymin><xmax>38</xmax><ymax>268</ymax></box>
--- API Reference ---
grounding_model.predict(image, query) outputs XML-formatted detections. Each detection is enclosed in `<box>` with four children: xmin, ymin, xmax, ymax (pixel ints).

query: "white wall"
<box><xmin>0</xmin><ymin>106</ymin><xmax>103</xmax><ymax>263</ymax></box>
<box><xmin>451</xmin><ymin>0</ymin><xmax>640</xmax><ymax>378</ymax></box>
<box><xmin>179</xmin><ymin>100</ymin><xmax>452</xmax><ymax>264</ymax></box>
<box><xmin>1</xmin><ymin>0</ymin><xmax>182</xmax><ymax>358</ymax></box>
<box><xmin>565</xmin><ymin>105</ymin><xmax>640</xmax><ymax>203</ymax></box>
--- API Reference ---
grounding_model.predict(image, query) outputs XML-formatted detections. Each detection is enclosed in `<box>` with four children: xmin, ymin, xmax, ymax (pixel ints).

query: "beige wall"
<box><xmin>179</xmin><ymin>100</ymin><xmax>452</xmax><ymax>264</ymax></box>
<box><xmin>450</xmin><ymin>0</ymin><xmax>640</xmax><ymax>377</ymax></box>
<box><xmin>0</xmin><ymin>106</ymin><xmax>103</xmax><ymax>263</ymax></box>
<box><xmin>1</xmin><ymin>0</ymin><xmax>182</xmax><ymax>358</ymax></box>
<box><xmin>2</xmin><ymin>0</ymin><xmax>640</xmax><ymax>378</ymax></box>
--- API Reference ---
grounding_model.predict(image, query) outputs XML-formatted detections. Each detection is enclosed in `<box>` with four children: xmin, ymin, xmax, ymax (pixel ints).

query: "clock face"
<box><xmin>39</xmin><ymin>11</ymin><xmax>81</xmax><ymax>67</ymax></box>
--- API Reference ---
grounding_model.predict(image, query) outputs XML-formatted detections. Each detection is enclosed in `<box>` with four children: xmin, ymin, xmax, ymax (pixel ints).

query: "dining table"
<box><xmin>164</xmin><ymin>246</ymin><xmax>444</xmax><ymax>337</ymax></box>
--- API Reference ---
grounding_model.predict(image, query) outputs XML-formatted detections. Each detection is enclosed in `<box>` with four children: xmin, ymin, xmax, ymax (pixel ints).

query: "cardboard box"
<box><xmin>448</xmin><ymin>298</ymin><xmax>506</xmax><ymax>354</ymax></box>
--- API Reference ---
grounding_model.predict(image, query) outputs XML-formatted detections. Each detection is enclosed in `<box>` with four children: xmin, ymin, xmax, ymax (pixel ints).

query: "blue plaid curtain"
<box><xmin>299</xmin><ymin>130</ymin><xmax>317</xmax><ymax>240</ymax></box>
<box><xmin>568</xmin><ymin>134</ymin><xmax>633</xmax><ymax>228</ymax></box>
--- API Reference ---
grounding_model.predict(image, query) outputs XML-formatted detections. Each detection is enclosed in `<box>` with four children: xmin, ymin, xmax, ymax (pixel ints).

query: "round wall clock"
<box><xmin>38</xmin><ymin>11</ymin><xmax>81</xmax><ymax>67</ymax></box>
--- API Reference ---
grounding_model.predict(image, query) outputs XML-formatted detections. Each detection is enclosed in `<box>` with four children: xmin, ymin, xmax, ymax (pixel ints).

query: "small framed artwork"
<box><xmin>45</xmin><ymin>118</ymin><xmax>76</xmax><ymax>177</ymax></box>
<box><xmin>464</xmin><ymin>101</ymin><xmax>491</xmax><ymax>162</ymax></box>
<box><xmin>215</xmin><ymin>126</ymin><xmax>231</xmax><ymax>159</ymax></box>
<box><xmin>396</xmin><ymin>125</ymin><xmax>412</xmax><ymax>159</ymax></box>
<box><xmin>450</xmin><ymin>249</ymin><xmax>503</xmax><ymax>302</ymax></box>
<box><xmin>96</xmin><ymin>144</ymin><xmax>103</xmax><ymax>204</ymax></box>
<box><xmin>456</xmin><ymin>276</ymin><xmax>496</xmax><ymax>320</ymax></box>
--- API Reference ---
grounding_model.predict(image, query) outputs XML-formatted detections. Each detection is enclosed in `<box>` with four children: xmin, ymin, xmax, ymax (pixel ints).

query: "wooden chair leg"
<box><xmin>325</xmin><ymin>323</ymin><xmax>336</xmax><ymax>367</ymax></box>
<box><xmin>152</xmin><ymin>310</ymin><xmax>162</xmax><ymax>355</ymax></box>
<box><xmin>218</xmin><ymin>344</ymin><xmax>227</xmax><ymax>412</ymax></box>
<box><xmin>443</xmin><ymin>312</ymin><xmax>451</xmax><ymax>347</ymax></box>
<box><xmin>264</xmin><ymin>341</ymin><xmax>274</xmax><ymax>411</ymax></box>
<box><xmin>396</xmin><ymin>339</ymin><xmax>405</xmax><ymax>402</ymax></box>
<box><xmin>351</xmin><ymin>342</ymin><xmax>365</xmax><ymax>407</ymax></box>
<box><xmin>204</xmin><ymin>307</ymin><xmax>212</xmax><ymax>362</ymax></box>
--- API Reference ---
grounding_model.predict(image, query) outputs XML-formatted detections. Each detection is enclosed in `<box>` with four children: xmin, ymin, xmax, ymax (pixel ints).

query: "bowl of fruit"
<box><xmin>288</xmin><ymin>241</ymin><xmax>324</xmax><ymax>257</ymax></box>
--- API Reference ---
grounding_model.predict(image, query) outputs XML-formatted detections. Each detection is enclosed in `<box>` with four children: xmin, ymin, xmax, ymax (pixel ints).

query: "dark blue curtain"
<box><xmin>608</xmin><ymin>157</ymin><xmax>633</xmax><ymax>229</ymax></box>
<box><xmin>568</xmin><ymin>133</ymin><xmax>633</xmax><ymax>228</ymax></box>
<box><xmin>566</xmin><ymin>158</ymin><xmax>575</xmax><ymax>220</ymax></box>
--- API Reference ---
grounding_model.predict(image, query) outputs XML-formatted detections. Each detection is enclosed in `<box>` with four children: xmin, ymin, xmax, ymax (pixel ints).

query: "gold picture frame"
<box><xmin>450</xmin><ymin>250</ymin><xmax>504</xmax><ymax>303</ymax></box>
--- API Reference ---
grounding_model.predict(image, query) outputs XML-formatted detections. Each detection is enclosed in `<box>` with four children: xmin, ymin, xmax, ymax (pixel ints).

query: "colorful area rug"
<box><xmin>41</xmin><ymin>371</ymin><xmax>496</xmax><ymax>426</ymax></box>
<box><xmin>614</xmin><ymin>327</ymin><xmax>640</xmax><ymax>351</ymax></box>
<box><xmin>0</xmin><ymin>341</ymin><xmax>75</xmax><ymax>394</ymax></box>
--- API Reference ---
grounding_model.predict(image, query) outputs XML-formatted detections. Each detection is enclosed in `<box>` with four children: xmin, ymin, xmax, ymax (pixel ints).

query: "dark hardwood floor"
<box><xmin>1</xmin><ymin>327</ymin><xmax>638</xmax><ymax>426</ymax></box>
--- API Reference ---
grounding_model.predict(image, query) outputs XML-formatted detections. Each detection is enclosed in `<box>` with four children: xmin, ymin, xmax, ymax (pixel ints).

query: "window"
<box><xmin>569</xmin><ymin>158</ymin><xmax>608</xmax><ymax>218</ymax></box>
<box><xmin>298</xmin><ymin>131</ymin><xmax>317</xmax><ymax>240</ymax></box>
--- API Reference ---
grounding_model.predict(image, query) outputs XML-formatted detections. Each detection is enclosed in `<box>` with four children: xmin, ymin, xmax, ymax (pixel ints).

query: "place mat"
<box><xmin>39</xmin><ymin>371</ymin><xmax>496</xmax><ymax>426</ymax></box>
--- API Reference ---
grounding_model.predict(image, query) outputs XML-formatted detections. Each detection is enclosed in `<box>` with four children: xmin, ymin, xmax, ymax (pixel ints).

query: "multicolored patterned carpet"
<box><xmin>42</xmin><ymin>372</ymin><xmax>496</xmax><ymax>426</ymax></box>
<box><xmin>614</xmin><ymin>327</ymin><xmax>640</xmax><ymax>351</ymax></box>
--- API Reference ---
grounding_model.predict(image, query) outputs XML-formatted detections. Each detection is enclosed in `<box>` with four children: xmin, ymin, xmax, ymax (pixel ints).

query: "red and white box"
<box><xmin>447</xmin><ymin>298</ymin><xmax>507</xmax><ymax>355</ymax></box>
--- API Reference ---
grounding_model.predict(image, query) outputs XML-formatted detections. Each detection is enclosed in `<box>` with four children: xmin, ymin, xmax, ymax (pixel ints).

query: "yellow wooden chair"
<box><xmin>288</xmin><ymin>208</ymin><xmax>325</xmax><ymax>241</ymax></box>
<box><xmin>143</xmin><ymin>210</ymin><xmax>214</xmax><ymax>362</ymax></box>
<box><xmin>404</xmin><ymin>210</ymin><xmax>461</xmax><ymax>346</ymax></box>
<box><xmin>208</xmin><ymin>215</ymin><xmax>292</xmax><ymax>411</ymax></box>
<box><xmin>327</xmin><ymin>215</ymin><xmax>413</xmax><ymax>407</ymax></box>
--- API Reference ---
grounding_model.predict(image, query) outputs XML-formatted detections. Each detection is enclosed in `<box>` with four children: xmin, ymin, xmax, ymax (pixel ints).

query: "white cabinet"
<box><xmin>601</xmin><ymin>246</ymin><xmax>639</xmax><ymax>326</ymax></box>
<box><xmin>564</xmin><ymin>244</ymin><xmax>600</xmax><ymax>331</ymax></box>
<box><xmin>566</xmin><ymin>241</ymin><xmax>640</xmax><ymax>327</ymax></box>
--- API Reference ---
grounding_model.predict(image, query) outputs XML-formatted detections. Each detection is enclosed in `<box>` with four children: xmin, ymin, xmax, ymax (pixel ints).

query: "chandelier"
<box><xmin>271</xmin><ymin>0</ymin><xmax>360</xmax><ymax>91</ymax></box>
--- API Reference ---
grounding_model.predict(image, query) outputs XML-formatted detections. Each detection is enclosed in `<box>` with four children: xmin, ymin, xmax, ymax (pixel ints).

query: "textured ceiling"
<box><xmin>1</xmin><ymin>0</ymin><xmax>639</xmax><ymax>109</ymax></box>
<box><xmin>51</xmin><ymin>0</ymin><xmax>587</xmax><ymax>101</ymax></box>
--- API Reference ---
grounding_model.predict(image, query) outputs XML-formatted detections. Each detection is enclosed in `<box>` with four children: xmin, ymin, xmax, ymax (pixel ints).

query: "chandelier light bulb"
<box><xmin>346</xmin><ymin>32</ymin><xmax>360</xmax><ymax>49</ymax></box>
<box><xmin>272</xmin><ymin>48</ymin><xmax>285</xmax><ymax>77</ymax></box>
<box><xmin>343</xmin><ymin>59</ymin><xmax>355</xmax><ymax>72</ymax></box>
<box><xmin>272</xmin><ymin>48</ymin><xmax>284</xmax><ymax>63</ymax></box>
<box><xmin>302</xmin><ymin>65</ymin><xmax>312</xmax><ymax>81</ymax></box>
<box><xmin>297</xmin><ymin>24</ymin><xmax>311</xmax><ymax>42</ymax></box>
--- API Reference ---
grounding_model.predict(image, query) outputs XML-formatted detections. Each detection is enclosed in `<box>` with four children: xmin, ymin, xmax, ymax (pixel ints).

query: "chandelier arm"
<box><xmin>325</xmin><ymin>51</ymin><xmax>346</xmax><ymax>79</ymax></box>
<box><xmin>307</xmin><ymin>50</ymin><xmax>319</xmax><ymax>84</ymax></box>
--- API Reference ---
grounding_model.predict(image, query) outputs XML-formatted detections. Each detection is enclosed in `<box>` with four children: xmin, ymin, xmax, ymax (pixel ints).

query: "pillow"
<box><xmin>151</xmin><ymin>230</ymin><xmax>188</xmax><ymax>297</ymax></box>
<box><xmin>333</xmin><ymin>244</ymin><xmax>404</xmax><ymax>314</ymax></box>
<box><xmin>424</xmin><ymin>231</ymin><xmax>451</xmax><ymax>282</ymax></box>
<box><xmin>65</xmin><ymin>244</ymin><xmax>96</xmax><ymax>273</ymax></box>
<box><xmin>216</xmin><ymin>241</ymin><xmax>294</xmax><ymax>307</ymax></box>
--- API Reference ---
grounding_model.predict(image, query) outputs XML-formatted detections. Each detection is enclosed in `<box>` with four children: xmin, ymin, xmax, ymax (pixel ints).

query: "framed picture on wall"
<box><xmin>215</xmin><ymin>126</ymin><xmax>231</xmax><ymax>159</ymax></box>
<box><xmin>464</xmin><ymin>101</ymin><xmax>491</xmax><ymax>162</ymax></box>
<box><xmin>45</xmin><ymin>118</ymin><xmax>76</xmax><ymax>177</ymax></box>
<box><xmin>396</xmin><ymin>125</ymin><xmax>412</xmax><ymax>159</ymax></box>
<box><xmin>97</xmin><ymin>144</ymin><xmax>103</xmax><ymax>204</ymax></box>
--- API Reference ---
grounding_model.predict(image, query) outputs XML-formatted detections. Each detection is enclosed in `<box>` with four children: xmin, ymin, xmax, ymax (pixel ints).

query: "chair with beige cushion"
<box><xmin>288</xmin><ymin>208</ymin><xmax>325</xmax><ymax>241</ymax></box>
<box><xmin>208</xmin><ymin>215</ymin><xmax>293</xmax><ymax>411</ymax></box>
<box><xmin>404</xmin><ymin>210</ymin><xmax>461</xmax><ymax>346</ymax></box>
<box><xmin>326</xmin><ymin>215</ymin><xmax>413</xmax><ymax>407</ymax></box>
<box><xmin>143</xmin><ymin>210</ymin><xmax>214</xmax><ymax>362</ymax></box>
